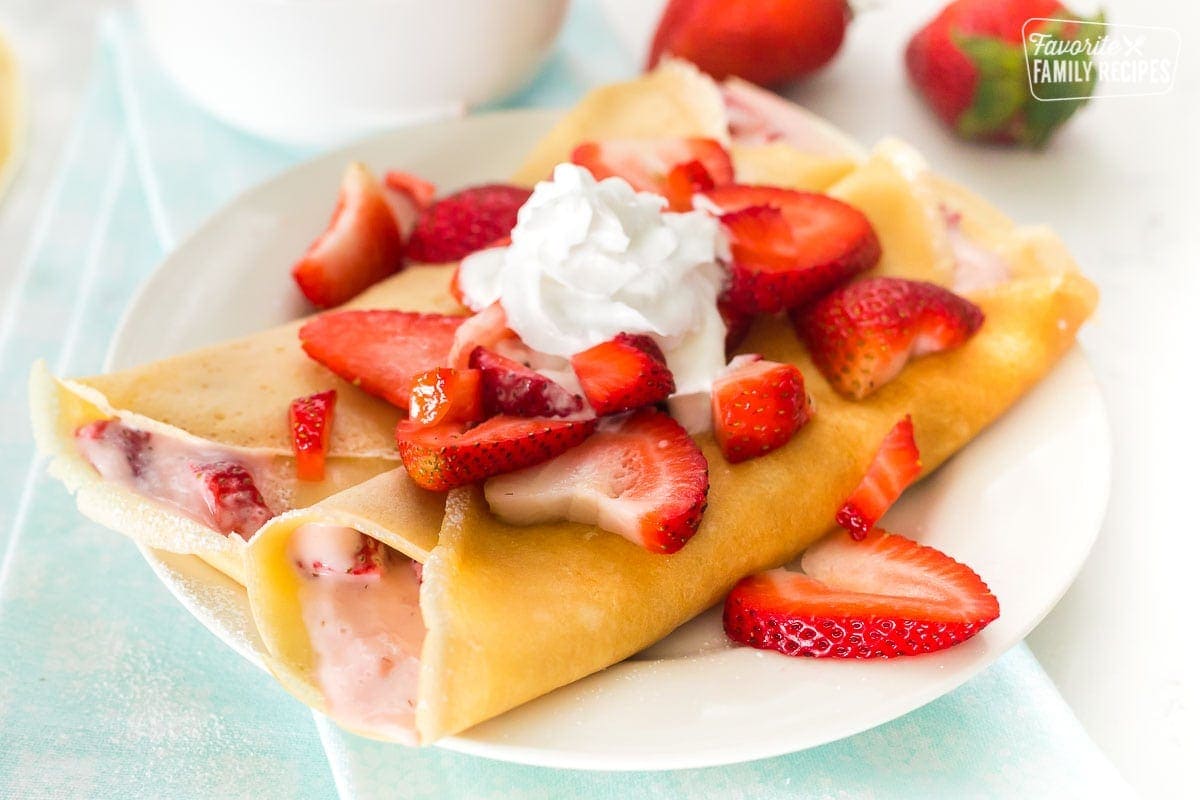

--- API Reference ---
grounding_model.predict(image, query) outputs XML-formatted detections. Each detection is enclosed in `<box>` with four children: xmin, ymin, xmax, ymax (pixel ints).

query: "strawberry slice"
<box><xmin>189</xmin><ymin>461</ymin><xmax>273</xmax><ymax>540</ymax></box>
<box><xmin>484</xmin><ymin>409</ymin><xmax>710</xmax><ymax>554</ymax></box>
<box><xmin>446</xmin><ymin>302</ymin><xmax>516</xmax><ymax>369</ymax></box>
<box><xmin>408</xmin><ymin>368</ymin><xmax>484</xmax><ymax>427</ymax></box>
<box><xmin>384</xmin><ymin>170</ymin><xmax>437</xmax><ymax>209</ymax></box>
<box><xmin>717</xmin><ymin>291</ymin><xmax>754</xmax><ymax>356</ymax></box>
<box><xmin>723</xmin><ymin>528</ymin><xmax>1000</xmax><ymax>658</ymax></box>
<box><xmin>299</xmin><ymin>310</ymin><xmax>464</xmax><ymax>408</ymax></box>
<box><xmin>795</xmin><ymin>277</ymin><xmax>985</xmax><ymax>399</ymax></box>
<box><xmin>837</xmin><ymin>415</ymin><xmax>922</xmax><ymax>540</ymax></box>
<box><xmin>570</xmin><ymin>138</ymin><xmax>734</xmax><ymax>210</ymax></box>
<box><xmin>395</xmin><ymin>415</ymin><xmax>597</xmax><ymax>491</ymax></box>
<box><xmin>701</xmin><ymin>185</ymin><xmax>881</xmax><ymax>314</ymax></box>
<box><xmin>289</xmin><ymin>389</ymin><xmax>337</xmax><ymax>481</ymax></box>
<box><xmin>469</xmin><ymin>347</ymin><xmax>584</xmax><ymax>418</ymax></box>
<box><xmin>570</xmin><ymin>333</ymin><xmax>676</xmax><ymax>416</ymax></box>
<box><xmin>405</xmin><ymin>184</ymin><xmax>531</xmax><ymax>264</ymax></box>
<box><xmin>712</xmin><ymin>356</ymin><xmax>813</xmax><ymax>463</ymax></box>
<box><xmin>292</xmin><ymin>163</ymin><xmax>405</xmax><ymax>309</ymax></box>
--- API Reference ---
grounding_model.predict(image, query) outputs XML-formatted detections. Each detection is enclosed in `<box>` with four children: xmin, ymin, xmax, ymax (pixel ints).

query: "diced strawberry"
<box><xmin>794</xmin><ymin>277</ymin><xmax>985</xmax><ymax>399</ymax></box>
<box><xmin>701</xmin><ymin>185</ymin><xmax>881</xmax><ymax>314</ymax></box>
<box><xmin>75</xmin><ymin>419</ymin><xmax>150</xmax><ymax>477</ymax></box>
<box><xmin>570</xmin><ymin>334</ymin><xmax>676</xmax><ymax>416</ymax></box>
<box><xmin>484</xmin><ymin>409</ymin><xmax>710</xmax><ymax>554</ymax></box>
<box><xmin>384</xmin><ymin>170</ymin><xmax>437</xmax><ymax>208</ymax></box>
<box><xmin>292</xmin><ymin>163</ymin><xmax>405</xmax><ymax>309</ymax></box>
<box><xmin>405</xmin><ymin>184</ymin><xmax>531</xmax><ymax>264</ymax></box>
<box><xmin>189</xmin><ymin>461</ymin><xmax>273</xmax><ymax>540</ymax></box>
<box><xmin>571</xmin><ymin>138</ymin><xmax>734</xmax><ymax>208</ymax></box>
<box><xmin>395</xmin><ymin>415</ymin><xmax>597</xmax><ymax>491</ymax></box>
<box><xmin>446</xmin><ymin>302</ymin><xmax>515</xmax><ymax>369</ymax></box>
<box><xmin>837</xmin><ymin>415</ymin><xmax>922</xmax><ymax>540</ymax></box>
<box><xmin>723</xmin><ymin>528</ymin><xmax>1000</xmax><ymax>658</ymax></box>
<box><xmin>289</xmin><ymin>390</ymin><xmax>337</xmax><ymax>481</ymax></box>
<box><xmin>299</xmin><ymin>310</ymin><xmax>465</xmax><ymax>408</ymax></box>
<box><xmin>712</xmin><ymin>357</ymin><xmax>813</xmax><ymax>463</ymax></box>
<box><xmin>718</xmin><ymin>291</ymin><xmax>754</xmax><ymax>355</ymax></box>
<box><xmin>469</xmin><ymin>347</ymin><xmax>584</xmax><ymax>418</ymax></box>
<box><xmin>408</xmin><ymin>368</ymin><xmax>484</xmax><ymax>426</ymax></box>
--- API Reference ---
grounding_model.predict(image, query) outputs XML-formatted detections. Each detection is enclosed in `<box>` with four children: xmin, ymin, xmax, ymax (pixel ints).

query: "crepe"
<box><xmin>30</xmin><ymin>265</ymin><xmax>461</xmax><ymax>581</ymax></box>
<box><xmin>243</xmin><ymin>67</ymin><xmax>1097</xmax><ymax>743</ymax></box>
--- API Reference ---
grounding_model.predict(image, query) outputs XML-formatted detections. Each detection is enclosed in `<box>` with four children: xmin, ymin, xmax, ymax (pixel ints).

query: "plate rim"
<box><xmin>103</xmin><ymin>108</ymin><xmax>1113</xmax><ymax>771</ymax></box>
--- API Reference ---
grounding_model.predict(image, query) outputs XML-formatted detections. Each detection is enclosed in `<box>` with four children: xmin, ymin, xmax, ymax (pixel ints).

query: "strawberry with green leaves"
<box><xmin>906</xmin><ymin>0</ymin><xmax>1100</xmax><ymax>146</ymax></box>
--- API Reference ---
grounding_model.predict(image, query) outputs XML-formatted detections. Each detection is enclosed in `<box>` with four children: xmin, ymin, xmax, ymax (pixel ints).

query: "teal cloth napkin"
<box><xmin>0</xmin><ymin>6</ymin><xmax>1130</xmax><ymax>798</ymax></box>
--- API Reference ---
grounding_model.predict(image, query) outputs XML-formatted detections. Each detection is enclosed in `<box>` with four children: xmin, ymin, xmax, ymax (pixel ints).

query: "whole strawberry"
<box><xmin>905</xmin><ymin>0</ymin><xmax>1099</xmax><ymax>146</ymax></box>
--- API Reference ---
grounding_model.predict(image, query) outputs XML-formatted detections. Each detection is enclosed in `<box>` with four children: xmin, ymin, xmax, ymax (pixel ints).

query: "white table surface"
<box><xmin>1</xmin><ymin>0</ymin><xmax>1196</xmax><ymax>796</ymax></box>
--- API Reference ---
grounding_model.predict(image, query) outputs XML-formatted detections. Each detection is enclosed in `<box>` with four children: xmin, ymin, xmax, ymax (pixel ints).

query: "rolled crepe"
<box><xmin>244</xmin><ymin>67</ymin><xmax>1097</xmax><ymax>741</ymax></box>
<box><xmin>30</xmin><ymin>265</ymin><xmax>461</xmax><ymax>581</ymax></box>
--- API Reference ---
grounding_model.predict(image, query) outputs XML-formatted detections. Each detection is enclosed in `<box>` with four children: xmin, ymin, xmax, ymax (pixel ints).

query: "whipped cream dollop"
<box><xmin>457</xmin><ymin>164</ymin><xmax>728</xmax><ymax>426</ymax></box>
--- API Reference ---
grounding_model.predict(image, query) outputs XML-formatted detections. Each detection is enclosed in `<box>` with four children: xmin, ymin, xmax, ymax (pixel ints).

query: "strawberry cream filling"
<box><xmin>74</xmin><ymin>418</ymin><xmax>281</xmax><ymax>540</ymax></box>
<box><xmin>942</xmin><ymin>207</ymin><xmax>1011</xmax><ymax>293</ymax></box>
<box><xmin>289</xmin><ymin>524</ymin><xmax>424</xmax><ymax>743</ymax></box>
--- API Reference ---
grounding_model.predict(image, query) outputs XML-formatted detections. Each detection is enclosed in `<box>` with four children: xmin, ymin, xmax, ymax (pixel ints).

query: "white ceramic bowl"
<box><xmin>135</xmin><ymin>0</ymin><xmax>569</xmax><ymax>147</ymax></box>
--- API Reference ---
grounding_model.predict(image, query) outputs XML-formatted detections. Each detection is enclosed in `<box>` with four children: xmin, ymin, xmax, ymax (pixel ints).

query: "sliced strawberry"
<box><xmin>837</xmin><ymin>415</ymin><xmax>922</xmax><ymax>540</ymax></box>
<box><xmin>702</xmin><ymin>185</ymin><xmax>881</xmax><ymax>314</ymax></box>
<box><xmin>484</xmin><ymin>409</ymin><xmax>710</xmax><ymax>554</ymax></box>
<box><xmin>384</xmin><ymin>170</ymin><xmax>437</xmax><ymax>209</ymax></box>
<box><xmin>469</xmin><ymin>347</ymin><xmax>583</xmax><ymax>418</ymax></box>
<box><xmin>795</xmin><ymin>277</ymin><xmax>985</xmax><ymax>399</ymax></box>
<box><xmin>395</xmin><ymin>415</ymin><xmax>597</xmax><ymax>491</ymax></box>
<box><xmin>75</xmin><ymin>419</ymin><xmax>150</xmax><ymax>477</ymax></box>
<box><xmin>405</xmin><ymin>184</ymin><xmax>531</xmax><ymax>264</ymax></box>
<box><xmin>712</xmin><ymin>357</ymin><xmax>813</xmax><ymax>463</ymax></box>
<box><xmin>292</xmin><ymin>163</ymin><xmax>405</xmax><ymax>309</ymax></box>
<box><xmin>408</xmin><ymin>368</ymin><xmax>484</xmax><ymax>426</ymax></box>
<box><xmin>289</xmin><ymin>389</ymin><xmax>337</xmax><ymax>481</ymax></box>
<box><xmin>570</xmin><ymin>333</ymin><xmax>676</xmax><ymax>416</ymax></box>
<box><xmin>663</xmin><ymin>159</ymin><xmax>717</xmax><ymax>211</ymax></box>
<box><xmin>299</xmin><ymin>310</ymin><xmax>464</xmax><ymax>408</ymax></box>
<box><xmin>718</xmin><ymin>291</ymin><xmax>754</xmax><ymax>356</ymax></box>
<box><xmin>446</xmin><ymin>302</ymin><xmax>515</xmax><ymax>369</ymax></box>
<box><xmin>570</xmin><ymin>138</ymin><xmax>734</xmax><ymax>209</ymax></box>
<box><xmin>723</xmin><ymin>528</ymin><xmax>1000</xmax><ymax>658</ymax></box>
<box><xmin>189</xmin><ymin>461</ymin><xmax>273</xmax><ymax>540</ymax></box>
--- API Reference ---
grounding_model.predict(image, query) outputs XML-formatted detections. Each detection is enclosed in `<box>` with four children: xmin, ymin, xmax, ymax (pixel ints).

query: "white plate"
<box><xmin>107</xmin><ymin>110</ymin><xmax>1111</xmax><ymax>771</ymax></box>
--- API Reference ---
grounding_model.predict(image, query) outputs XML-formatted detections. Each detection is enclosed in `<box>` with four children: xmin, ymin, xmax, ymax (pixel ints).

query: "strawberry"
<box><xmin>702</xmin><ymin>185</ymin><xmax>880</xmax><ymax>314</ymax></box>
<box><xmin>648</xmin><ymin>0</ymin><xmax>850</xmax><ymax>86</ymax></box>
<box><xmin>570</xmin><ymin>138</ymin><xmax>734</xmax><ymax>211</ymax></box>
<box><xmin>484</xmin><ymin>409</ymin><xmax>709</xmax><ymax>554</ymax></box>
<box><xmin>405</xmin><ymin>184</ymin><xmax>531</xmax><ymax>264</ymax></box>
<box><xmin>446</xmin><ymin>302</ymin><xmax>515</xmax><ymax>369</ymax></box>
<box><xmin>299</xmin><ymin>310</ymin><xmax>464</xmax><ymax>408</ymax></box>
<box><xmin>289</xmin><ymin>389</ymin><xmax>337</xmax><ymax>481</ymax></box>
<box><xmin>906</xmin><ymin>0</ymin><xmax>1098</xmax><ymax>146</ymax></box>
<box><xmin>723</xmin><ymin>528</ymin><xmax>1000</xmax><ymax>658</ymax></box>
<box><xmin>469</xmin><ymin>347</ymin><xmax>584</xmax><ymax>418</ymax></box>
<box><xmin>718</xmin><ymin>292</ymin><xmax>754</xmax><ymax>356</ymax></box>
<box><xmin>396</xmin><ymin>414</ymin><xmax>597</xmax><ymax>491</ymax></box>
<box><xmin>189</xmin><ymin>461</ymin><xmax>273</xmax><ymax>540</ymax></box>
<box><xmin>838</xmin><ymin>416</ymin><xmax>922</xmax><ymax>539</ymax></box>
<box><xmin>795</xmin><ymin>277</ymin><xmax>985</xmax><ymax>399</ymax></box>
<box><xmin>408</xmin><ymin>368</ymin><xmax>484</xmax><ymax>426</ymax></box>
<box><xmin>384</xmin><ymin>170</ymin><xmax>437</xmax><ymax>209</ymax></box>
<box><xmin>570</xmin><ymin>333</ymin><xmax>676</xmax><ymax>416</ymax></box>
<box><xmin>712</xmin><ymin>356</ymin><xmax>813</xmax><ymax>463</ymax></box>
<box><xmin>75</xmin><ymin>419</ymin><xmax>151</xmax><ymax>477</ymax></box>
<box><xmin>292</xmin><ymin>163</ymin><xmax>405</xmax><ymax>309</ymax></box>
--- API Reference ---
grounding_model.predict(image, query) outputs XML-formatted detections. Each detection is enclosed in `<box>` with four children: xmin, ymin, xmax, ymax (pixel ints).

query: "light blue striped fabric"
<box><xmin>0</xmin><ymin>6</ymin><xmax>1129</xmax><ymax>798</ymax></box>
